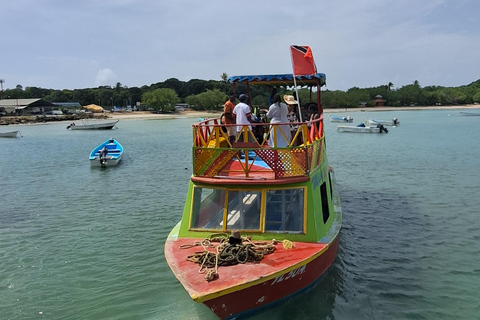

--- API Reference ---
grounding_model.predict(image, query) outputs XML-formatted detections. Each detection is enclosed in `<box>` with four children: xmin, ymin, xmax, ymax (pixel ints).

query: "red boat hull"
<box><xmin>204</xmin><ymin>236</ymin><xmax>339</xmax><ymax>319</ymax></box>
<box><xmin>165</xmin><ymin>235</ymin><xmax>339</xmax><ymax>320</ymax></box>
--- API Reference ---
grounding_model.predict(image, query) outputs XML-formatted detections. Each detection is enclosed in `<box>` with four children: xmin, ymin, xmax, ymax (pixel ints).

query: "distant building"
<box><xmin>374</xmin><ymin>95</ymin><xmax>386</xmax><ymax>107</ymax></box>
<box><xmin>52</xmin><ymin>102</ymin><xmax>82</xmax><ymax>114</ymax></box>
<box><xmin>175</xmin><ymin>103</ymin><xmax>190</xmax><ymax>111</ymax></box>
<box><xmin>52</xmin><ymin>102</ymin><xmax>82</xmax><ymax>109</ymax></box>
<box><xmin>0</xmin><ymin>98</ymin><xmax>55</xmax><ymax>115</ymax></box>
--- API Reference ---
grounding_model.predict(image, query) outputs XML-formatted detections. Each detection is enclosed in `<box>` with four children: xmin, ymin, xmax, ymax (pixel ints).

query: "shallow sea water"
<box><xmin>0</xmin><ymin>109</ymin><xmax>479</xmax><ymax>320</ymax></box>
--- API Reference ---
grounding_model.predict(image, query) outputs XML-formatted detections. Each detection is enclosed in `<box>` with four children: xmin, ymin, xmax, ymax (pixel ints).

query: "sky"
<box><xmin>1</xmin><ymin>0</ymin><xmax>479</xmax><ymax>92</ymax></box>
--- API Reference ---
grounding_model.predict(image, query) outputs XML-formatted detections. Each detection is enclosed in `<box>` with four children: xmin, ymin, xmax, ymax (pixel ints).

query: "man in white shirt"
<box><xmin>233</xmin><ymin>94</ymin><xmax>252</xmax><ymax>135</ymax></box>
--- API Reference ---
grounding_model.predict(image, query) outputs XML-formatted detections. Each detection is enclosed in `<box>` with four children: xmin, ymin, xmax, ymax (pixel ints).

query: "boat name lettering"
<box><xmin>271</xmin><ymin>265</ymin><xmax>306</xmax><ymax>285</ymax></box>
<box><xmin>312</xmin><ymin>169</ymin><xmax>324</xmax><ymax>190</ymax></box>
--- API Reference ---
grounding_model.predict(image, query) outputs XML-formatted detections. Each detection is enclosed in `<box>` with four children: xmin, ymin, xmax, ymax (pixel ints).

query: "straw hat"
<box><xmin>283</xmin><ymin>95</ymin><xmax>298</xmax><ymax>105</ymax></box>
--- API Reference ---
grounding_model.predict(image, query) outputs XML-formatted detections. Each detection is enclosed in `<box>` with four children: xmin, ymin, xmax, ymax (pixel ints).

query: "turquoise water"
<box><xmin>1</xmin><ymin>110</ymin><xmax>479</xmax><ymax>320</ymax></box>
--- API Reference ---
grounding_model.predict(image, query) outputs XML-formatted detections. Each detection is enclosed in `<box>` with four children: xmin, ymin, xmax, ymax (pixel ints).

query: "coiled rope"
<box><xmin>182</xmin><ymin>233</ymin><xmax>290</xmax><ymax>282</ymax></box>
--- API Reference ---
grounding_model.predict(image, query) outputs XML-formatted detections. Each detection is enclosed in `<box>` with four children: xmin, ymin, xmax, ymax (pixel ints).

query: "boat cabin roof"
<box><xmin>228</xmin><ymin>73</ymin><xmax>326</xmax><ymax>87</ymax></box>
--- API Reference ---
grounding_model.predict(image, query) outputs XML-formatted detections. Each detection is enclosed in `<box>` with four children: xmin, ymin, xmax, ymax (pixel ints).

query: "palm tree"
<box><xmin>0</xmin><ymin>79</ymin><xmax>4</xmax><ymax>99</ymax></box>
<box><xmin>115</xmin><ymin>82</ymin><xmax>122</xmax><ymax>93</ymax></box>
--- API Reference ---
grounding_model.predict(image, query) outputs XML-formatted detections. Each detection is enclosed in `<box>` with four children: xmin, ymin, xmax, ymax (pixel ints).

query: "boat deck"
<box><xmin>165</xmin><ymin>237</ymin><xmax>327</xmax><ymax>301</ymax></box>
<box><xmin>193</xmin><ymin>117</ymin><xmax>325</xmax><ymax>182</ymax></box>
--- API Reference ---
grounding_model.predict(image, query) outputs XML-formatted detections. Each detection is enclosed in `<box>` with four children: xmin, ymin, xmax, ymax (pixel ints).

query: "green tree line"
<box><xmin>323</xmin><ymin>79</ymin><xmax>480</xmax><ymax>108</ymax></box>
<box><xmin>2</xmin><ymin>77</ymin><xmax>480</xmax><ymax>112</ymax></box>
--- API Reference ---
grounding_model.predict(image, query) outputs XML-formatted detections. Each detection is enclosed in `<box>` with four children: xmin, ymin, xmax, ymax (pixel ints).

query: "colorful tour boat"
<box><xmin>165</xmin><ymin>47</ymin><xmax>342</xmax><ymax>319</ymax></box>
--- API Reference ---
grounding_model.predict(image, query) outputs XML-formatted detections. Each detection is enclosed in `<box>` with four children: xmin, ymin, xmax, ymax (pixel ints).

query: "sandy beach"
<box><xmin>3</xmin><ymin>104</ymin><xmax>477</xmax><ymax>126</ymax></box>
<box><xmin>107</xmin><ymin>104</ymin><xmax>480</xmax><ymax>121</ymax></box>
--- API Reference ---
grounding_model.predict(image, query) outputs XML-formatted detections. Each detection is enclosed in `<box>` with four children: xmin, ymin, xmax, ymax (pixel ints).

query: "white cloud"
<box><xmin>1</xmin><ymin>0</ymin><xmax>479</xmax><ymax>90</ymax></box>
<box><xmin>95</xmin><ymin>69</ymin><xmax>117</xmax><ymax>87</ymax></box>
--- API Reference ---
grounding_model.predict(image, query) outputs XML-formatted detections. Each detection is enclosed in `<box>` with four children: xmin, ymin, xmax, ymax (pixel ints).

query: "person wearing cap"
<box><xmin>233</xmin><ymin>94</ymin><xmax>252</xmax><ymax>141</ymax></box>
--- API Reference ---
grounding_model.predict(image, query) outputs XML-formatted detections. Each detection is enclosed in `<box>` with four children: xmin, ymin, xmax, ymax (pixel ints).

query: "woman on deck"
<box><xmin>266</xmin><ymin>94</ymin><xmax>291</xmax><ymax>148</ymax></box>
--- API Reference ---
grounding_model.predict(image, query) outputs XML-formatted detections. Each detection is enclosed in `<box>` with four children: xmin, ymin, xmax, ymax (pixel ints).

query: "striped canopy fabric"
<box><xmin>227</xmin><ymin>73</ymin><xmax>326</xmax><ymax>87</ymax></box>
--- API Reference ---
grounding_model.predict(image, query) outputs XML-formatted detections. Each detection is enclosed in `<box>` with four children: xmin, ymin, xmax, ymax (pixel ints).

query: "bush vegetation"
<box><xmin>2</xmin><ymin>77</ymin><xmax>479</xmax><ymax>112</ymax></box>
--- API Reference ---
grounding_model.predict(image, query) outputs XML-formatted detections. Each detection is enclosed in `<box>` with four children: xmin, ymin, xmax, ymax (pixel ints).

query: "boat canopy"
<box><xmin>227</xmin><ymin>73</ymin><xmax>326</xmax><ymax>87</ymax></box>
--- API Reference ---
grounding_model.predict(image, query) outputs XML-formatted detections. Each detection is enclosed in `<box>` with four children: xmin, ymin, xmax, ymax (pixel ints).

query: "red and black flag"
<box><xmin>290</xmin><ymin>45</ymin><xmax>317</xmax><ymax>75</ymax></box>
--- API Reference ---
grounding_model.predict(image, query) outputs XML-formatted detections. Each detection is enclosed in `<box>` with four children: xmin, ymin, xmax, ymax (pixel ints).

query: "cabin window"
<box><xmin>265</xmin><ymin>188</ymin><xmax>304</xmax><ymax>233</ymax></box>
<box><xmin>190</xmin><ymin>187</ymin><xmax>226</xmax><ymax>230</ymax></box>
<box><xmin>320</xmin><ymin>182</ymin><xmax>330</xmax><ymax>223</ymax></box>
<box><xmin>328</xmin><ymin>171</ymin><xmax>333</xmax><ymax>201</ymax></box>
<box><xmin>225</xmin><ymin>190</ymin><xmax>261</xmax><ymax>231</ymax></box>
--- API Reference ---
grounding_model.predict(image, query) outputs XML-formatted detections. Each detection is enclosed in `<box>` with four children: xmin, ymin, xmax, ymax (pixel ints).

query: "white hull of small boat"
<box><xmin>337</xmin><ymin>125</ymin><xmax>380</xmax><ymax>133</ymax></box>
<box><xmin>330</xmin><ymin>115</ymin><xmax>353</xmax><ymax>123</ymax></box>
<box><xmin>337</xmin><ymin>125</ymin><xmax>388</xmax><ymax>133</ymax></box>
<box><xmin>67</xmin><ymin>120</ymin><xmax>119</xmax><ymax>130</ymax></box>
<box><xmin>89</xmin><ymin>138</ymin><xmax>124</xmax><ymax>167</ymax></box>
<box><xmin>459</xmin><ymin>112</ymin><xmax>480</xmax><ymax>116</ymax></box>
<box><xmin>0</xmin><ymin>130</ymin><xmax>21</xmax><ymax>138</ymax></box>
<box><xmin>90</xmin><ymin>155</ymin><xmax>123</xmax><ymax>166</ymax></box>
<box><xmin>365</xmin><ymin>118</ymin><xmax>400</xmax><ymax>126</ymax></box>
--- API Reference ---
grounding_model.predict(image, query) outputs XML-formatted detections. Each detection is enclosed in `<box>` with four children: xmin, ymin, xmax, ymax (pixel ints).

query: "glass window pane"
<box><xmin>226</xmin><ymin>190</ymin><xmax>261</xmax><ymax>230</ymax></box>
<box><xmin>265</xmin><ymin>188</ymin><xmax>304</xmax><ymax>233</ymax></box>
<box><xmin>190</xmin><ymin>187</ymin><xmax>226</xmax><ymax>230</ymax></box>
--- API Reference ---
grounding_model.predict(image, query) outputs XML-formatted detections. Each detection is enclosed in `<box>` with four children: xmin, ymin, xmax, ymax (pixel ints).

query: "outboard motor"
<box><xmin>376</xmin><ymin>124</ymin><xmax>388</xmax><ymax>133</ymax></box>
<box><xmin>393</xmin><ymin>118</ymin><xmax>398</xmax><ymax>125</ymax></box>
<box><xmin>99</xmin><ymin>146</ymin><xmax>108</xmax><ymax>166</ymax></box>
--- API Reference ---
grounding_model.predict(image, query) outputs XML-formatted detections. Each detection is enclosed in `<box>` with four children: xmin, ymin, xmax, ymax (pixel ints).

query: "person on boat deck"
<box><xmin>233</xmin><ymin>94</ymin><xmax>253</xmax><ymax>142</ymax></box>
<box><xmin>284</xmin><ymin>95</ymin><xmax>298</xmax><ymax>121</ymax></box>
<box><xmin>309</xmin><ymin>112</ymin><xmax>321</xmax><ymax>131</ymax></box>
<box><xmin>266</xmin><ymin>93</ymin><xmax>291</xmax><ymax>148</ymax></box>
<box><xmin>222</xmin><ymin>93</ymin><xmax>236</xmax><ymax>145</ymax></box>
<box><xmin>306</xmin><ymin>102</ymin><xmax>318</xmax><ymax>121</ymax></box>
<box><xmin>284</xmin><ymin>95</ymin><xmax>303</xmax><ymax>145</ymax></box>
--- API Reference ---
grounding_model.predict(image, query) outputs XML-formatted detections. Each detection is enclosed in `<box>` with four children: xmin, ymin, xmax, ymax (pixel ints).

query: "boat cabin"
<box><xmin>175</xmin><ymin>73</ymin><xmax>340</xmax><ymax>243</ymax></box>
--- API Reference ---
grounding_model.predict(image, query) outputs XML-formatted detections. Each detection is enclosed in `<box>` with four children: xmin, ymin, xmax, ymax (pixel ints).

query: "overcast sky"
<box><xmin>1</xmin><ymin>0</ymin><xmax>479</xmax><ymax>91</ymax></box>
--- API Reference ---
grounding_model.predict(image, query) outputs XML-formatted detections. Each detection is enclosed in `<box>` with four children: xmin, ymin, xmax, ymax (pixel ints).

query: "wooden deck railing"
<box><xmin>192</xmin><ymin>118</ymin><xmax>325</xmax><ymax>179</ymax></box>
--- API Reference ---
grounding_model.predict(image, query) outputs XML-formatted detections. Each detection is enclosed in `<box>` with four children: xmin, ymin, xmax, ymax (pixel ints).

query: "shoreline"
<box><xmin>1</xmin><ymin>105</ymin><xmax>479</xmax><ymax>126</ymax></box>
<box><xmin>325</xmin><ymin>104</ymin><xmax>480</xmax><ymax>113</ymax></box>
<box><xmin>108</xmin><ymin>104</ymin><xmax>480</xmax><ymax>120</ymax></box>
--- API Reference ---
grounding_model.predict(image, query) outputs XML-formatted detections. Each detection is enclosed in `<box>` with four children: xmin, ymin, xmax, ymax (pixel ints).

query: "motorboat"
<box><xmin>337</xmin><ymin>122</ymin><xmax>388</xmax><ymax>133</ymax></box>
<box><xmin>330</xmin><ymin>115</ymin><xmax>353</xmax><ymax>123</ymax></box>
<box><xmin>365</xmin><ymin>117</ymin><xmax>400</xmax><ymax>126</ymax></box>
<box><xmin>67</xmin><ymin>119</ymin><xmax>118</xmax><ymax>130</ymax></box>
<box><xmin>0</xmin><ymin>130</ymin><xmax>21</xmax><ymax>138</ymax></box>
<box><xmin>459</xmin><ymin>111</ymin><xmax>480</xmax><ymax>116</ymax></box>
<box><xmin>89</xmin><ymin>138</ymin><xmax>123</xmax><ymax>167</ymax></box>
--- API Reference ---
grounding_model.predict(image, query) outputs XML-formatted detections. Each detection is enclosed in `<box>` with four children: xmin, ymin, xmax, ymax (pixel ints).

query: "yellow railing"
<box><xmin>192</xmin><ymin>118</ymin><xmax>325</xmax><ymax>179</ymax></box>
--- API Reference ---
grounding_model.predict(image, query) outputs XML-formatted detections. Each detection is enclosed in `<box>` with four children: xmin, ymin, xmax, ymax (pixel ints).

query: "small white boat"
<box><xmin>0</xmin><ymin>130</ymin><xmax>22</xmax><ymax>138</ymax></box>
<box><xmin>365</xmin><ymin>118</ymin><xmax>400</xmax><ymax>126</ymax></box>
<box><xmin>330</xmin><ymin>115</ymin><xmax>353</xmax><ymax>123</ymax></box>
<box><xmin>67</xmin><ymin>119</ymin><xmax>118</xmax><ymax>130</ymax></box>
<box><xmin>89</xmin><ymin>138</ymin><xmax>123</xmax><ymax>167</ymax></box>
<box><xmin>337</xmin><ymin>123</ymin><xmax>388</xmax><ymax>133</ymax></box>
<box><xmin>459</xmin><ymin>112</ymin><xmax>480</xmax><ymax>116</ymax></box>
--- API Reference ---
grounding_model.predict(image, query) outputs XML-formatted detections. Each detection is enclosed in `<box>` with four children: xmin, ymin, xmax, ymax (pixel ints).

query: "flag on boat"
<box><xmin>290</xmin><ymin>45</ymin><xmax>317</xmax><ymax>75</ymax></box>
